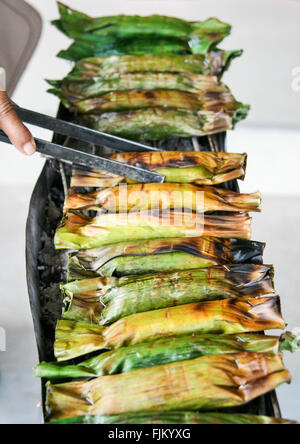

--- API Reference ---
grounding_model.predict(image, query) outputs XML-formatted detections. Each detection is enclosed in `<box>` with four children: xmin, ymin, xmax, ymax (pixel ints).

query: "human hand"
<box><xmin>0</xmin><ymin>68</ymin><xmax>36</xmax><ymax>155</ymax></box>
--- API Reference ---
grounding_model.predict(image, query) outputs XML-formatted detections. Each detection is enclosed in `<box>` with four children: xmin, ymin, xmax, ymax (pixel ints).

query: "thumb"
<box><xmin>0</xmin><ymin>91</ymin><xmax>36</xmax><ymax>155</ymax></box>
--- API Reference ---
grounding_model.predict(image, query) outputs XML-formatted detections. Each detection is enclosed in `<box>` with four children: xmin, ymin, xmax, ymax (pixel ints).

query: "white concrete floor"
<box><xmin>0</xmin><ymin>186</ymin><xmax>299</xmax><ymax>424</ymax></box>
<box><xmin>0</xmin><ymin>184</ymin><xmax>43</xmax><ymax>424</ymax></box>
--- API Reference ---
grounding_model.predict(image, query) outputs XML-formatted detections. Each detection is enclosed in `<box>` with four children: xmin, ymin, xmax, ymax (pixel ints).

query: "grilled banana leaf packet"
<box><xmin>55</xmin><ymin>297</ymin><xmax>285</xmax><ymax>361</ymax></box>
<box><xmin>36</xmin><ymin>332</ymin><xmax>300</xmax><ymax>381</ymax></box>
<box><xmin>81</xmin><ymin>107</ymin><xmax>249</xmax><ymax>140</ymax></box>
<box><xmin>46</xmin><ymin>352</ymin><xmax>291</xmax><ymax>420</ymax></box>
<box><xmin>57</xmin><ymin>36</ymin><xmax>206</xmax><ymax>61</ymax></box>
<box><xmin>64</xmin><ymin>184</ymin><xmax>261</xmax><ymax>214</ymax></box>
<box><xmin>50</xmin><ymin>81</ymin><xmax>246</xmax><ymax>117</ymax></box>
<box><xmin>48</xmin><ymin>412</ymin><xmax>297</xmax><ymax>425</ymax></box>
<box><xmin>68</xmin><ymin>237</ymin><xmax>265</xmax><ymax>280</ymax></box>
<box><xmin>54</xmin><ymin>3</ymin><xmax>232</xmax><ymax>59</ymax></box>
<box><xmin>70</xmin><ymin>151</ymin><xmax>248</xmax><ymax>188</ymax></box>
<box><xmin>61</xmin><ymin>265</ymin><xmax>275</xmax><ymax>325</ymax></box>
<box><xmin>51</xmin><ymin>4</ymin><xmax>249</xmax><ymax>138</ymax></box>
<box><xmin>55</xmin><ymin>211</ymin><xmax>253</xmax><ymax>250</ymax></box>
<box><xmin>54</xmin><ymin>3</ymin><xmax>230</xmax><ymax>42</ymax></box>
<box><xmin>58</xmin><ymin>51</ymin><xmax>243</xmax><ymax>81</ymax></box>
<box><xmin>48</xmin><ymin>73</ymin><xmax>241</xmax><ymax>103</ymax></box>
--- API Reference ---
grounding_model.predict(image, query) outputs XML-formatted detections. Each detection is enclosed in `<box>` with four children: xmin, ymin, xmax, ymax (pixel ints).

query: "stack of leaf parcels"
<box><xmin>48</xmin><ymin>2</ymin><xmax>250</xmax><ymax>140</ymax></box>
<box><xmin>44</xmin><ymin>149</ymin><xmax>300</xmax><ymax>424</ymax></box>
<box><xmin>39</xmin><ymin>3</ymin><xmax>299</xmax><ymax>425</ymax></box>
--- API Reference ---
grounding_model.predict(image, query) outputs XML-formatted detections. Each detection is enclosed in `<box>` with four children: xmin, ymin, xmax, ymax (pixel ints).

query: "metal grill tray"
<box><xmin>26</xmin><ymin>104</ymin><xmax>281</xmax><ymax>421</ymax></box>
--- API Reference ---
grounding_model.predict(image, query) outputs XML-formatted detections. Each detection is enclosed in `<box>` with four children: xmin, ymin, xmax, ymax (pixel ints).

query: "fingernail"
<box><xmin>23</xmin><ymin>141</ymin><xmax>36</xmax><ymax>156</ymax></box>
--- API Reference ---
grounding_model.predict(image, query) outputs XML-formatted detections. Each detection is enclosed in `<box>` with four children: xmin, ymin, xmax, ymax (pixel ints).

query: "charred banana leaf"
<box><xmin>36</xmin><ymin>332</ymin><xmax>295</xmax><ymax>380</ymax></box>
<box><xmin>65</xmin><ymin>51</ymin><xmax>243</xmax><ymax>81</ymax></box>
<box><xmin>68</xmin><ymin>237</ymin><xmax>265</xmax><ymax>280</ymax></box>
<box><xmin>54</xmin><ymin>3</ymin><xmax>231</xmax><ymax>58</ymax></box>
<box><xmin>61</xmin><ymin>265</ymin><xmax>275</xmax><ymax>325</ymax></box>
<box><xmin>49</xmin><ymin>78</ymin><xmax>242</xmax><ymax>116</ymax></box>
<box><xmin>71</xmin><ymin>151</ymin><xmax>247</xmax><ymax>188</ymax></box>
<box><xmin>55</xmin><ymin>211</ymin><xmax>252</xmax><ymax>250</ymax></box>
<box><xmin>81</xmin><ymin>107</ymin><xmax>249</xmax><ymax>140</ymax></box>
<box><xmin>48</xmin><ymin>74</ymin><xmax>222</xmax><ymax>101</ymax></box>
<box><xmin>64</xmin><ymin>184</ymin><xmax>261</xmax><ymax>214</ymax></box>
<box><xmin>59</xmin><ymin>89</ymin><xmax>245</xmax><ymax>116</ymax></box>
<box><xmin>48</xmin><ymin>412</ymin><xmax>297</xmax><ymax>425</ymax></box>
<box><xmin>55</xmin><ymin>297</ymin><xmax>284</xmax><ymax>361</ymax></box>
<box><xmin>46</xmin><ymin>352</ymin><xmax>290</xmax><ymax>420</ymax></box>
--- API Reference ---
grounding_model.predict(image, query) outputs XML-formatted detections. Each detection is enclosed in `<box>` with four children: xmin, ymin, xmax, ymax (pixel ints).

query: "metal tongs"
<box><xmin>0</xmin><ymin>107</ymin><xmax>165</xmax><ymax>183</ymax></box>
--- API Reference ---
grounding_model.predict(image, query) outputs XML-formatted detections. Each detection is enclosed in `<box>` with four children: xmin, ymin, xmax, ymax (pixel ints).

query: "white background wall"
<box><xmin>0</xmin><ymin>0</ymin><xmax>299</xmax><ymax>424</ymax></box>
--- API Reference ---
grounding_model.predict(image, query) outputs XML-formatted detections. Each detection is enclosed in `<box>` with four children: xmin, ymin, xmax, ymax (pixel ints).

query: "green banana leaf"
<box><xmin>55</xmin><ymin>211</ymin><xmax>252</xmax><ymax>250</ymax></box>
<box><xmin>81</xmin><ymin>106</ymin><xmax>249</xmax><ymax>141</ymax></box>
<box><xmin>57</xmin><ymin>36</ymin><xmax>192</xmax><ymax>61</ymax></box>
<box><xmin>54</xmin><ymin>3</ymin><xmax>231</xmax><ymax>59</ymax></box>
<box><xmin>54</xmin><ymin>3</ymin><xmax>230</xmax><ymax>41</ymax></box>
<box><xmin>68</xmin><ymin>237</ymin><xmax>265</xmax><ymax>280</ymax></box>
<box><xmin>61</xmin><ymin>265</ymin><xmax>275</xmax><ymax>325</ymax></box>
<box><xmin>48</xmin><ymin>73</ymin><xmax>227</xmax><ymax>102</ymax></box>
<box><xmin>65</xmin><ymin>51</ymin><xmax>243</xmax><ymax>81</ymax></box>
<box><xmin>280</xmin><ymin>332</ymin><xmax>300</xmax><ymax>353</ymax></box>
<box><xmin>55</xmin><ymin>297</ymin><xmax>285</xmax><ymax>361</ymax></box>
<box><xmin>46</xmin><ymin>352</ymin><xmax>290</xmax><ymax>420</ymax></box>
<box><xmin>36</xmin><ymin>332</ymin><xmax>297</xmax><ymax>381</ymax></box>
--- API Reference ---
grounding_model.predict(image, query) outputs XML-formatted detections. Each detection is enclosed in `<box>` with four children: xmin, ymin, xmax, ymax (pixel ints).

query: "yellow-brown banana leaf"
<box><xmin>46</xmin><ymin>352</ymin><xmax>291</xmax><ymax>420</ymax></box>
<box><xmin>55</xmin><ymin>296</ymin><xmax>285</xmax><ymax>361</ymax></box>
<box><xmin>64</xmin><ymin>184</ymin><xmax>261</xmax><ymax>214</ymax></box>
<box><xmin>71</xmin><ymin>151</ymin><xmax>247</xmax><ymax>188</ymax></box>
<box><xmin>55</xmin><ymin>211</ymin><xmax>252</xmax><ymax>250</ymax></box>
<box><xmin>61</xmin><ymin>264</ymin><xmax>275</xmax><ymax>325</ymax></box>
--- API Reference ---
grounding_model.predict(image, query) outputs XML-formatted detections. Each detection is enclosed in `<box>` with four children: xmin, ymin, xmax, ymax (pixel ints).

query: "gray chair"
<box><xmin>0</xmin><ymin>0</ymin><xmax>42</xmax><ymax>95</ymax></box>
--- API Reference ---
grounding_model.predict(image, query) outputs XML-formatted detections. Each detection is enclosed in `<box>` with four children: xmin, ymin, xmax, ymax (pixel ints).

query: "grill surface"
<box><xmin>26</xmin><ymin>104</ymin><xmax>282</xmax><ymax>421</ymax></box>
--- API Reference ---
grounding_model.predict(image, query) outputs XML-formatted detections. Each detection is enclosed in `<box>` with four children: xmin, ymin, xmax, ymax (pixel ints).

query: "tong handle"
<box><xmin>0</xmin><ymin>130</ymin><xmax>165</xmax><ymax>183</ymax></box>
<box><xmin>15</xmin><ymin>107</ymin><xmax>161</xmax><ymax>153</ymax></box>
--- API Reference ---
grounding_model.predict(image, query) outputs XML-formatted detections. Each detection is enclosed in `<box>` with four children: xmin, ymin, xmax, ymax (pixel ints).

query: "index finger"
<box><xmin>0</xmin><ymin>68</ymin><xmax>36</xmax><ymax>155</ymax></box>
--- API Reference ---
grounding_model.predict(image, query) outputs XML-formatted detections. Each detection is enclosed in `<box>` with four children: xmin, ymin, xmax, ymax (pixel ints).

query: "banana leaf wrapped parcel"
<box><xmin>48</xmin><ymin>412</ymin><xmax>297</xmax><ymax>425</ymax></box>
<box><xmin>55</xmin><ymin>3</ymin><xmax>231</xmax><ymax>42</ymax></box>
<box><xmin>55</xmin><ymin>297</ymin><xmax>284</xmax><ymax>361</ymax></box>
<box><xmin>50</xmin><ymin>80</ymin><xmax>246</xmax><ymax>116</ymax></box>
<box><xmin>81</xmin><ymin>108</ymin><xmax>249</xmax><ymax>140</ymax></box>
<box><xmin>57</xmin><ymin>36</ymin><xmax>211</xmax><ymax>61</ymax></box>
<box><xmin>70</xmin><ymin>151</ymin><xmax>247</xmax><ymax>188</ymax></box>
<box><xmin>68</xmin><ymin>237</ymin><xmax>265</xmax><ymax>280</ymax></box>
<box><xmin>61</xmin><ymin>265</ymin><xmax>275</xmax><ymax>325</ymax></box>
<box><xmin>36</xmin><ymin>332</ymin><xmax>299</xmax><ymax>381</ymax></box>
<box><xmin>64</xmin><ymin>184</ymin><xmax>261</xmax><ymax>214</ymax></box>
<box><xmin>63</xmin><ymin>51</ymin><xmax>243</xmax><ymax>81</ymax></box>
<box><xmin>54</xmin><ymin>3</ymin><xmax>232</xmax><ymax>59</ymax></box>
<box><xmin>55</xmin><ymin>211</ymin><xmax>252</xmax><ymax>250</ymax></box>
<box><xmin>48</xmin><ymin>73</ymin><xmax>237</xmax><ymax>103</ymax></box>
<box><xmin>46</xmin><ymin>352</ymin><xmax>291</xmax><ymax>420</ymax></box>
<box><xmin>63</xmin><ymin>88</ymin><xmax>246</xmax><ymax>115</ymax></box>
